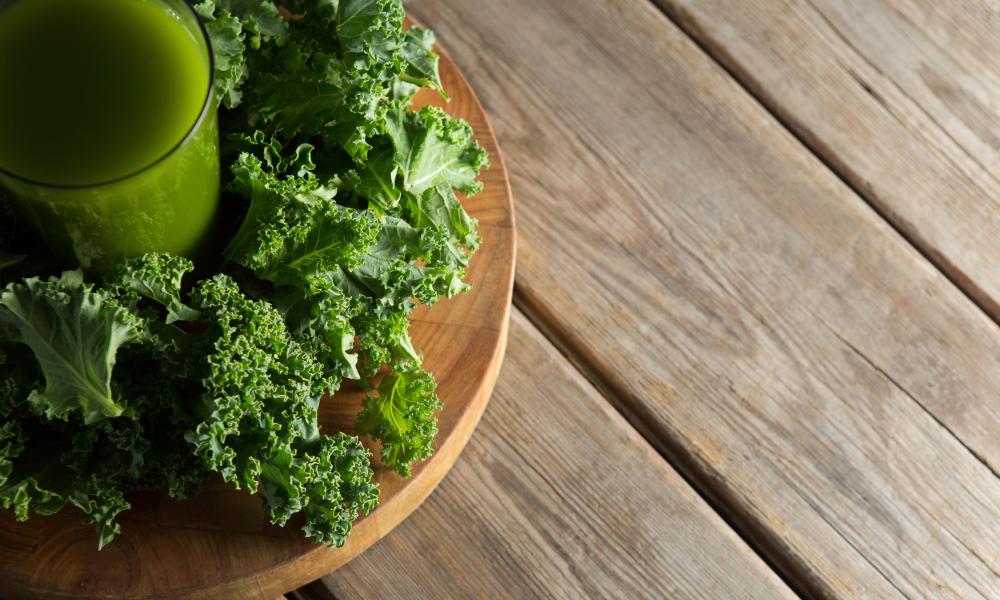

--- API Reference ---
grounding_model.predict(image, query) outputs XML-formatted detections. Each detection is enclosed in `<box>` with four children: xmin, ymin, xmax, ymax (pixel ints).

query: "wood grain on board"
<box><xmin>304</xmin><ymin>312</ymin><xmax>794</xmax><ymax>600</ymax></box>
<box><xmin>0</xmin><ymin>49</ymin><xmax>515</xmax><ymax>600</ymax></box>
<box><xmin>656</xmin><ymin>0</ymin><xmax>1000</xmax><ymax>320</ymax></box>
<box><xmin>407</xmin><ymin>0</ymin><xmax>1000</xmax><ymax>597</ymax></box>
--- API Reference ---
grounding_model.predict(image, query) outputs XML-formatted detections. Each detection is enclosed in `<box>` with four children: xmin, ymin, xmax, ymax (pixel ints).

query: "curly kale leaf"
<box><xmin>224</xmin><ymin>152</ymin><xmax>381</xmax><ymax>286</ymax></box>
<box><xmin>273</xmin><ymin>277</ymin><xmax>361</xmax><ymax>381</ymax></box>
<box><xmin>193</xmin><ymin>0</ymin><xmax>289</xmax><ymax>108</ymax></box>
<box><xmin>186</xmin><ymin>274</ymin><xmax>326</xmax><ymax>483</ymax></box>
<box><xmin>242</xmin><ymin>0</ymin><xmax>407</xmax><ymax>161</ymax></box>
<box><xmin>194</xmin><ymin>1</ymin><xmax>249</xmax><ymax>108</ymax></box>
<box><xmin>186</xmin><ymin>275</ymin><xmax>378</xmax><ymax>545</ymax></box>
<box><xmin>0</xmin><ymin>416</ymin><xmax>135</xmax><ymax>549</ymax></box>
<box><xmin>333</xmin><ymin>0</ymin><xmax>405</xmax><ymax>56</ymax></box>
<box><xmin>349</xmin><ymin>215</ymin><xmax>471</xmax><ymax>316</ymax></box>
<box><xmin>0</xmin><ymin>271</ymin><xmax>138</xmax><ymax>424</ymax></box>
<box><xmin>231</xmin><ymin>130</ymin><xmax>318</xmax><ymax>177</ymax></box>
<box><xmin>214</xmin><ymin>0</ymin><xmax>287</xmax><ymax>48</ymax></box>
<box><xmin>356</xmin><ymin>368</ymin><xmax>441</xmax><ymax>477</ymax></box>
<box><xmin>2</xmin><ymin>472</ymin><xmax>131</xmax><ymax>550</ymax></box>
<box><xmin>346</xmin><ymin>106</ymin><xmax>484</xmax><ymax>285</ymax></box>
<box><xmin>108</xmin><ymin>253</ymin><xmax>201</xmax><ymax>323</ymax></box>
<box><xmin>405</xmin><ymin>184</ymin><xmax>480</xmax><ymax>277</ymax></box>
<box><xmin>0</xmin><ymin>421</ymin><xmax>25</xmax><ymax>491</ymax></box>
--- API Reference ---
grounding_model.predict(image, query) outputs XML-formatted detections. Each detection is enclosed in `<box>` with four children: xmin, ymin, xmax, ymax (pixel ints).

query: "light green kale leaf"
<box><xmin>0</xmin><ymin>271</ymin><xmax>137</xmax><ymax>424</ymax></box>
<box><xmin>356</xmin><ymin>367</ymin><xmax>441</xmax><ymax>477</ymax></box>
<box><xmin>109</xmin><ymin>253</ymin><xmax>201</xmax><ymax>324</ymax></box>
<box><xmin>406</xmin><ymin>184</ymin><xmax>480</xmax><ymax>258</ymax></box>
<box><xmin>384</xmin><ymin>104</ymin><xmax>489</xmax><ymax>196</ymax></box>
<box><xmin>400</xmin><ymin>27</ymin><xmax>445</xmax><ymax>97</ymax></box>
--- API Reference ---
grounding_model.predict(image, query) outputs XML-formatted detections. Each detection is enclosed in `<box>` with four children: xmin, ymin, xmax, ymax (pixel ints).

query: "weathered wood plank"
<box><xmin>407</xmin><ymin>0</ymin><xmax>1000</xmax><ymax>596</ymax></box>
<box><xmin>305</xmin><ymin>312</ymin><xmax>793</xmax><ymax>599</ymax></box>
<box><xmin>656</xmin><ymin>0</ymin><xmax>1000</xmax><ymax>319</ymax></box>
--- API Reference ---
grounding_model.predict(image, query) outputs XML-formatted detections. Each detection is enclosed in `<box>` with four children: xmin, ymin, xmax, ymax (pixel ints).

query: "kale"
<box><xmin>0</xmin><ymin>0</ymin><xmax>485</xmax><ymax>549</ymax></box>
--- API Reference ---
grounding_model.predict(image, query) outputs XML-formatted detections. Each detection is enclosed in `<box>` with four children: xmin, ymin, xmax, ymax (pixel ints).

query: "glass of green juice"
<box><xmin>0</xmin><ymin>0</ymin><xmax>219</xmax><ymax>270</ymax></box>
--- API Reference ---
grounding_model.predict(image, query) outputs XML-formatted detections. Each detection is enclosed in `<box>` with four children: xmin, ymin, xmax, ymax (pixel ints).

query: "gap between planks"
<box><xmin>287</xmin><ymin>587</ymin><xmax>338</xmax><ymax>600</ymax></box>
<box><xmin>511</xmin><ymin>284</ymin><xmax>819</xmax><ymax>599</ymax></box>
<box><xmin>287</xmin><ymin>305</ymin><xmax>796</xmax><ymax>598</ymax></box>
<box><xmin>500</xmin><ymin>2</ymin><xmax>1000</xmax><ymax>595</ymax></box>
<box><xmin>645</xmin><ymin>0</ymin><xmax>1000</xmax><ymax>489</ymax></box>
<box><xmin>647</xmin><ymin>0</ymin><xmax>1000</xmax><ymax>351</ymax></box>
<box><xmin>405</xmin><ymin>0</ymin><xmax>1000</xmax><ymax>597</ymax></box>
<box><xmin>303</xmin><ymin>3</ymin><xmax>984</xmax><ymax>597</ymax></box>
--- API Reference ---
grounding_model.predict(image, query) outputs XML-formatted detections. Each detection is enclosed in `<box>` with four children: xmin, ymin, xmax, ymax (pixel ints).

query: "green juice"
<box><xmin>0</xmin><ymin>0</ymin><xmax>219</xmax><ymax>268</ymax></box>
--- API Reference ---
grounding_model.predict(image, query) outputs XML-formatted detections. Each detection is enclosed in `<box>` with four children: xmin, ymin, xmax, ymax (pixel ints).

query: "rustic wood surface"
<box><xmin>641</xmin><ymin>0</ymin><xmax>1000</xmax><ymax>481</ymax></box>
<box><xmin>6</xmin><ymin>1</ymin><xmax>1000</xmax><ymax>598</ymax></box>
<box><xmin>0</xmin><ymin>50</ymin><xmax>515</xmax><ymax>600</ymax></box>
<box><xmin>317</xmin><ymin>0</ymin><xmax>1000</xmax><ymax>598</ymax></box>
<box><xmin>657</xmin><ymin>0</ymin><xmax>1000</xmax><ymax>323</ymax></box>
<box><xmin>304</xmin><ymin>313</ymin><xmax>794</xmax><ymax>599</ymax></box>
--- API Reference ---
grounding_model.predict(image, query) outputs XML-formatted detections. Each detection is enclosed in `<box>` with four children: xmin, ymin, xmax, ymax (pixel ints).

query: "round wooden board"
<box><xmin>0</xmin><ymin>47</ymin><xmax>515</xmax><ymax>599</ymax></box>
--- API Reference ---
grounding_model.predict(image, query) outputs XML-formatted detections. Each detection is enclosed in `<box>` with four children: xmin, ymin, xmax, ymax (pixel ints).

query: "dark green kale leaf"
<box><xmin>224</xmin><ymin>152</ymin><xmax>381</xmax><ymax>286</ymax></box>
<box><xmin>186</xmin><ymin>275</ymin><xmax>378</xmax><ymax>544</ymax></box>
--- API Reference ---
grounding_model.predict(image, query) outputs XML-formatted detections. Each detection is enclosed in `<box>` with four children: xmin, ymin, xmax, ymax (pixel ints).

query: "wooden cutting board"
<box><xmin>0</xmin><ymin>47</ymin><xmax>515</xmax><ymax>600</ymax></box>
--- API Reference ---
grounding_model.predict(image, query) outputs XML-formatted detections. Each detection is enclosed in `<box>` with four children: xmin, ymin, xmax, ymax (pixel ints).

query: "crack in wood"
<box><xmin>821</xmin><ymin>320</ymin><xmax>1000</xmax><ymax>483</ymax></box>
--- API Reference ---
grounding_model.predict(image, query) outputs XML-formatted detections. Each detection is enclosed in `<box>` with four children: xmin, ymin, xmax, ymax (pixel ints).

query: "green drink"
<box><xmin>0</xmin><ymin>0</ymin><xmax>218</xmax><ymax>269</ymax></box>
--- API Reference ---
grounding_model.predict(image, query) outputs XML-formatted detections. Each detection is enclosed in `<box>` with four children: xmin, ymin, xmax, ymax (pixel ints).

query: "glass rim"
<box><xmin>0</xmin><ymin>0</ymin><xmax>216</xmax><ymax>190</ymax></box>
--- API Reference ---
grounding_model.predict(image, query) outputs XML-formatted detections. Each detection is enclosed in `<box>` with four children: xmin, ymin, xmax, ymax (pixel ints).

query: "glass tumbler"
<box><xmin>0</xmin><ymin>0</ymin><xmax>220</xmax><ymax>270</ymax></box>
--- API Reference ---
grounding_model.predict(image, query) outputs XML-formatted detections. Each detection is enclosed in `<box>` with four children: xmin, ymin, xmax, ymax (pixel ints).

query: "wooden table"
<box><xmin>282</xmin><ymin>0</ymin><xmax>1000</xmax><ymax>597</ymax></box>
